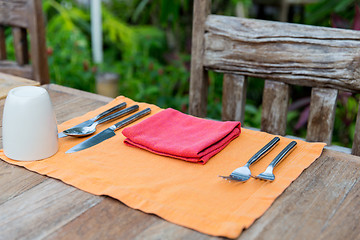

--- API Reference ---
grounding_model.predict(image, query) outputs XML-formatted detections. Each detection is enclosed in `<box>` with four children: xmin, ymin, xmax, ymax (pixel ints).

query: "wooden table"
<box><xmin>0</xmin><ymin>83</ymin><xmax>359</xmax><ymax>240</ymax></box>
<box><xmin>0</xmin><ymin>72</ymin><xmax>40</xmax><ymax>100</ymax></box>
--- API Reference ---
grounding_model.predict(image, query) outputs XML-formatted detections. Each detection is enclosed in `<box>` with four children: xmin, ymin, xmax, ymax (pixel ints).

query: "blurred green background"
<box><xmin>6</xmin><ymin>0</ymin><xmax>360</xmax><ymax>147</ymax></box>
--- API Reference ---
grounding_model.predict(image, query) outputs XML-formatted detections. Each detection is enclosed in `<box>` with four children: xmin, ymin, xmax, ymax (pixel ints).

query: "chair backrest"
<box><xmin>189</xmin><ymin>0</ymin><xmax>360</xmax><ymax>155</ymax></box>
<box><xmin>0</xmin><ymin>0</ymin><xmax>49</xmax><ymax>84</ymax></box>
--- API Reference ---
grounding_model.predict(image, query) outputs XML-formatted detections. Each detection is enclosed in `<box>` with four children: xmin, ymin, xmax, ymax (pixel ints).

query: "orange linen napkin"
<box><xmin>0</xmin><ymin>96</ymin><xmax>326</xmax><ymax>239</ymax></box>
<box><xmin>123</xmin><ymin>108</ymin><xmax>241</xmax><ymax>164</ymax></box>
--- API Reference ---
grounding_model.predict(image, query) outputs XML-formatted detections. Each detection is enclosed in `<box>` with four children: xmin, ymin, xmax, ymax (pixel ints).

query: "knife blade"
<box><xmin>65</xmin><ymin>108</ymin><xmax>151</xmax><ymax>153</ymax></box>
<box><xmin>58</xmin><ymin>102</ymin><xmax>127</xmax><ymax>138</ymax></box>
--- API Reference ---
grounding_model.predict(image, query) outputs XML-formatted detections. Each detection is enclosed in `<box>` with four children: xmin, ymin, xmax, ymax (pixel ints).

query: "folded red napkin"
<box><xmin>122</xmin><ymin>108</ymin><xmax>241</xmax><ymax>164</ymax></box>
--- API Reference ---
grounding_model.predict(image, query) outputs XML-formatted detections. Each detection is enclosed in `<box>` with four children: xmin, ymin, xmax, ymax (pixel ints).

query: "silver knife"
<box><xmin>58</xmin><ymin>102</ymin><xmax>127</xmax><ymax>138</ymax></box>
<box><xmin>66</xmin><ymin>108</ymin><xmax>151</xmax><ymax>153</ymax></box>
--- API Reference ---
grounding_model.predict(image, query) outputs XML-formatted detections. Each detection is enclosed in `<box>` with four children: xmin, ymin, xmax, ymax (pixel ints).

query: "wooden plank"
<box><xmin>46</xmin><ymin>197</ymin><xmax>219</xmax><ymax>240</ymax></box>
<box><xmin>42</xmin><ymin>85</ymin><xmax>112</xmax><ymax>125</ymax></box>
<box><xmin>27</xmin><ymin>0</ymin><xmax>50</xmax><ymax>84</ymax></box>
<box><xmin>239</xmin><ymin>149</ymin><xmax>360</xmax><ymax>240</ymax></box>
<box><xmin>222</xmin><ymin>73</ymin><xmax>247</xmax><ymax>122</ymax></box>
<box><xmin>203</xmin><ymin>15</ymin><xmax>360</xmax><ymax>92</ymax></box>
<box><xmin>261</xmin><ymin>80</ymin><xmax>289</xmax><ymax>135</ymax></box>
<box><xmin>0</xmin><ymin>179</ymin><xmax>103</xmax><ymax>240</ymax></box>
<box><xmin>12</xmin><ymin>27</ymin><xmax>29</xmax><ymax>65</ymax></box>
<box><xmin>306</xmin><ymin>88</ymin><xmax>338</xmax><ymax>144</ymax></box>
<box><xmin>351</xmin><ymin>101</ymin><xmax>360</xmax><ymax>156</ymax></box>
<box><xmin>0</xmin><ymin>71</ymin><xmax>38</xmax><ymax>100</ymax></box>
<box><xmin>0</xmin><ymin>161</ymin><xmax>45</xmax><ymax>205</ymax></box>
<box><xmin>0</xmin><ymin>60</ymin><xmax>33</xmax><ymax>79</ymax></box>
<box><xmin>189</xmin><ymin>0</ymin><xmax>211</xmax><ymax>117</ymax></box>
<box><xmin>0</xmin><ymin>26</ymin><xmax>6</xmax><ymax>60</ymax></box>
<box><xmin>0</xmin><ymin>0</ymin><xmax>28</xmax><ymax>28</ymax></box>
<box><xmin>45</xmin><ymin>84</ymin><xmax>113</xmax><ymax>103</ymax></box>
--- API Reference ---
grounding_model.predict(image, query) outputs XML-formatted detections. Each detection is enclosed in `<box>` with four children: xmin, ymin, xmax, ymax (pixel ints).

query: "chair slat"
<box><xmin>0</xmin><ymin>26</ymin><xmax>6</xmax><ymax>60</ymax></box>
<box><xmin>0</xmin><ymin>0</ymin><xmax>28</xmax><ymax>28</ymax></box>
<box><xmin>12</xmin><ymin>27</ymin><xmax>29</xmax><ymax>65</ymax></box>
<box><xmin>222</xmin><ymin>74</ymin><xmax>247</xmax><ymax>122</ymax></box>
<box><xmin>351</xmin><ymin>103</ymin><xmax>360</xmax><ymax>156</ymax></box>
<box><xmin>261</xmin><ymin>80</ymin><xmax>289</xmax><ymax>135</ymax></box>
<box><xmin>306</xmin><ymin>88</ymin><xmax>338</xmax><ymax>144</ymax></box>
<box><xmin>189</xmin><ymin>0</ymin><xmax>211</xmax><ymax>117</ymax></box>
<box><xmin>0</xmin><ymin>60</ymin><xmax>33</xmax><ymax>79</ymax></box>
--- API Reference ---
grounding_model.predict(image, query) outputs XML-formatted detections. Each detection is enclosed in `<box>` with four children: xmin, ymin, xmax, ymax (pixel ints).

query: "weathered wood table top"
<box><xmin>0</xmin><ymin>72</ymin><xmax>39</xmax><ymax>100</ymax></box>
<box><xmin>0</xmin><ymin>83</ymin><xmax>359</xmax><ymax>240</ymax></box>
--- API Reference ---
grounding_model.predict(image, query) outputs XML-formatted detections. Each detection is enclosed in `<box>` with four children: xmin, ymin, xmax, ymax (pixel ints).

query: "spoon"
<box><xmin>64</xmin><ymin>105</ymin><xmax>139</xmax><ymax>137</ymax></box>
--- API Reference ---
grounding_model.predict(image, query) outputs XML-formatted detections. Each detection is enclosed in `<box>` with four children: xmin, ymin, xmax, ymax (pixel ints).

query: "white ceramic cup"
<box><xmin>2</xmin><ymin>86</ymin><xmax>59</xmax><ymax>161</ymax></box>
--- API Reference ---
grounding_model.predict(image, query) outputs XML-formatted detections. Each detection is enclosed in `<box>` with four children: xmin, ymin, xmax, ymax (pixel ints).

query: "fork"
<box><xmin>219</xmin><ymin>137</ymin><xmax>280</xmax><ymax>182</ymax></box>
<box><xmin>253</xmin><ymin>141</ymin><xmax>297</xmax><ymax>181</ymax></box>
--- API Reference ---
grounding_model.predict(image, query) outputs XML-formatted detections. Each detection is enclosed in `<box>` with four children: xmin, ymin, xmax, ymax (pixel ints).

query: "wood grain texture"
<box><xmin>203</xmin><ymin>15</ymin><xmax>360</xmax><ymax>92</ymax></box>
<box><xmin>0</xmin><ymin>26</ymin><xmax>6</xmax><ymax>60</ymax></box>
<box><xmin>12</xmin><ymin>27</ymin><xmax>29</xmax><ymax>65</ymax></box>
<box><xmin>306</xmin><ymin>88</ymin><xmax>338</xmax><ymax>144</ymax></box>
<box><xmin>46</xmin><ymin>197</ymin><xmax>218</xmax><ymax>240</ymax></box>
<box><xmin>0</xmin><ymin>0</ymin><xmax>28</xmax><ymax>28</ymax></box>
<box><xmin>261</xmin><ymin>80</ymin><xmax>289</xmax><ymax>135</ymax></box>
<box><xmin>0</xmin><ymin>60</ymin><xmax>33</xmax><ymax>79</ymax></box>
<box><xmin>239</xmin><ymin>149</ymin><xmax>360</xmax><ymax>240</ymax></box>
<box><xmin>0</xmin><ymin>71</ymin><xmax>39</xmax><ymax>100</ymax></box>
<box><xmin>0</xmin><ymin>179</ymin><xmax>103</xmax><ymax>240</ymax></box>
<box><xmin>189</xmin><ymin>0</ymin><xmax>211</xmax><ymax>117</ymax></box>
<box><xmin>222</xmin><ymin>73</ymin><xmax>247</xmax><ymax>122</ymax></box>
<box><xmin>0</xmin><ymin>161</ymin><xmax>45</xmax><ymax>205</ymax></box>
<box><xmin>44</xmin><ymin>84</ymin><xmax>112</xmax><ymax>125</ymax></box>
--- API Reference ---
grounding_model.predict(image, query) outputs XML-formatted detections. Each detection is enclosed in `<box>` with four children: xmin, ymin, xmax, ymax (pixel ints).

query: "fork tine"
<box><xmin>219</xmin><ymin>175</ymin><xmax>233</xmax><ymax>180</ymax></box>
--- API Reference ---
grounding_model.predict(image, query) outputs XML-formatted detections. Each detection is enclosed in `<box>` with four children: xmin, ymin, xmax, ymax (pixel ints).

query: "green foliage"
<box><xmin>4</xmin><ymin>28</ymin><xmax>15</xmax><ymax>61</ymax></box>
<box><xmin>305</xmin><ymin>0</ymin><xmax>359</xmax><ymax>26</ymax></box>
<box><xmin>44</xmin><ymin>0</ymin><xmax>96</xmax><ymax>92</ymax></box>
<box><xmin>333</xmin><ymin>94</ymin><xmax>359</xmax><ymax>147</ymax></box>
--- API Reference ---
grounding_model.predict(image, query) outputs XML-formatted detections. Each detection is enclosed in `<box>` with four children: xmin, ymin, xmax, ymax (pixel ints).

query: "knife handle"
<box><xmin>93</xmin><ymin>102</ymin><xmax>127</xmax><ymax>121</ymax></box>
<box><xmin>114</xmin><ymin>108</ymin><xmax>151</xmax><ymax>131</ymax></box>
<box><xmin>247</xmin><ymin>137</ymin><xmax>280</xmax><ymax>166</ymax></box>
<box><xmin>97</xmin><ymin>105</ymin><xmax>139</xmax><ymax>124</ymax></box>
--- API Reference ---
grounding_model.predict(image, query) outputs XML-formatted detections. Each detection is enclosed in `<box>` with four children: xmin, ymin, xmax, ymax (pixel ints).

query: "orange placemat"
<box><xmin>0</xmin><ymin>96</ymin><xmax>325</xmax><ymax>238</ymax></box>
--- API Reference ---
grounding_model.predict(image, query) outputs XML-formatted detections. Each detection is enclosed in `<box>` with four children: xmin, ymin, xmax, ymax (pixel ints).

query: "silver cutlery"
<box><xmin>58</xmin><ymin>102</ymin><xmax>127</xmax><ymax>138</ymax></box>
<box><xmin>63</xmin><ymin>105</ymin><xmax>139</xmax><ymax>137</ymax></box>
<box><xmin>219</xmin><ymin>137</ymin><xmax>280</xmax><ymax>182</ymax></box>
<box><xmin>66</xmin><ymin>108</ymin><xmax>151</xmax><ymax>153</ymax></box>
<box><xmin>253</xmin><ymin>141</ymin><xmax>297</xmax><ymax>181</ymax></box>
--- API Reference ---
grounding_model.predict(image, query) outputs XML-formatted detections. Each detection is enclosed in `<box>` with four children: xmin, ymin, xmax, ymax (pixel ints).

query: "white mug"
<box><xmin>2</xmin><ymin>86</ymin><xmax>59</xmax><ymax>161</ymax></box>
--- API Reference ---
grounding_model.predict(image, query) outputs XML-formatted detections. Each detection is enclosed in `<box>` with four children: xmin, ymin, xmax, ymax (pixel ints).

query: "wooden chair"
<box><xmin>0</xmin><ymin>0</ymin><xmax>49</xmax><ymax>85</ymax></box>
<box><xmin>189</xmin><ymin>0</ymin><xmax>360</xmax><ymax>155</ymax></box>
